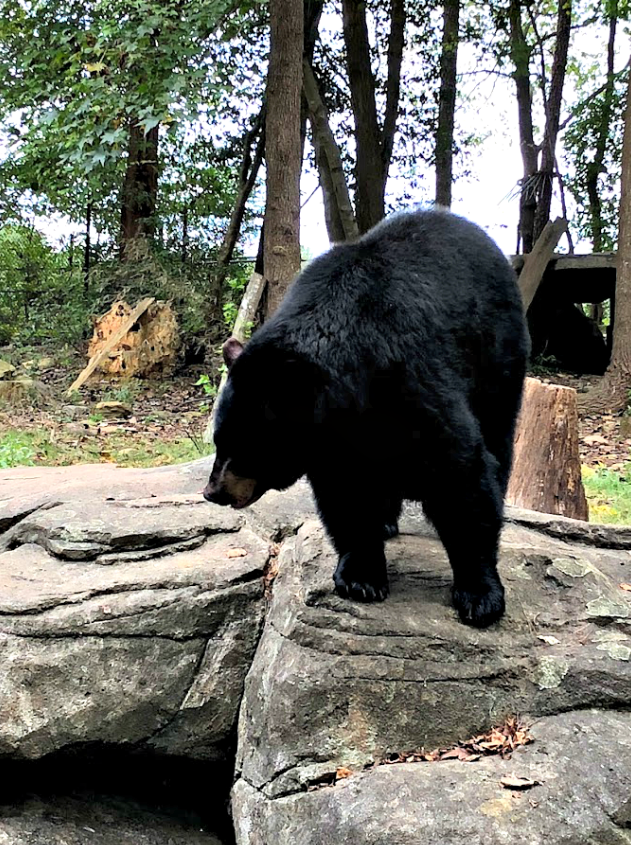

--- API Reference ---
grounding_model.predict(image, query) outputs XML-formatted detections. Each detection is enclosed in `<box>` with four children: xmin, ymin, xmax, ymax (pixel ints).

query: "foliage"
<box><xmin>565</xmin><ymin>65</ymin><xmax>629</xmax><ymax>250</ymax></box>
<box><xmin>0</xmin><ymin>430</ymin><xmax>35</xmax><ymax>468</ymax></box>
<box><xmin>582</xmin><ymin>463</ymin><xmax>631</xmax><ymax>524</ymax></box>
<box><xmin>0</xmin><ymin>224</ymin><xmax>90</xmax><ymax>344</ymax></box>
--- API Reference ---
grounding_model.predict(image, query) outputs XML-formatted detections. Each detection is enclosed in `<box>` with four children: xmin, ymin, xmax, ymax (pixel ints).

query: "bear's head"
<box><xmin>203</xmin><ymin>337</ymin><xmax>317</xmax><ymax>509</ymax></box>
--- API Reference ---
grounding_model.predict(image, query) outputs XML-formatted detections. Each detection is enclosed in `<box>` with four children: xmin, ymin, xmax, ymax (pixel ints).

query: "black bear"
<box><xmin>204</xmin><ymin>209</ymin><xmax>529</xmax><ymax>627</ymax></box>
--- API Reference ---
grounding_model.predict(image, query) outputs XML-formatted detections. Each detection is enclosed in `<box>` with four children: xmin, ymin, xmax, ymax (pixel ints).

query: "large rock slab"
<box><xmin>233</xmin><ymin>508</ymin><xmax>631</xmax><ymax>840</ymax></box>
<box><xmin>0</xmin><ymin>461</ymin><xmax>269</xmax><ymax>762</ymax></box>
<box><xmin>233</xmin><ymin>709</ymin><xmax>631</xmax><ymax>844</ymax></box>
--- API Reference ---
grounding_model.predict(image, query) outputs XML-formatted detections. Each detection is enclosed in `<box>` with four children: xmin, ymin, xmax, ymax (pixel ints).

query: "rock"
<box><xmin>233</xmin><ymin>710</ymin><xmax>631</xmax><ymax>844</ymax></box>
<box><xmin>95</xmin><ymin>400</ymin><xmax>133</xmax><ymax>418</ymax></box>
<box><xmin>0</xmin><ymin>360</ymin><xmax>15</xmax><ymax>379</ymax></box>
<box><xmin>37</xmin><ymin>357</ymin><xmax>55</xmax><ymax>370</ymax></box>
<box><xmin>0</xmin><ymin>467</ymin><xmax>267</xmax><ymax>761</ymax></box>
<box><xmin>5</xmin><ymin>459</ymin><xmax>631</xmax><ymax>843</ymax></box>
<box><xmin>0</xmin><ymin>376</ymin><xmax>50</xmax><ymax>406</ymax></box>
<box><xmin>232</xmin><ymin>502</ymin><xmax>631</xmax><ymax>841</ymax></box>
<box><xmin>0</xmin><ymin>796</ymin><xmax>222</xmax><ymax>845</ymax></box>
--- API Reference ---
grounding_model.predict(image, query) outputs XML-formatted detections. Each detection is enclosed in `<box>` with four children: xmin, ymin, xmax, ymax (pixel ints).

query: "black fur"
<box><xmin>208</xmin><ymin>209</ymin><xmax>529</xmax><ymax>627</ymax></box>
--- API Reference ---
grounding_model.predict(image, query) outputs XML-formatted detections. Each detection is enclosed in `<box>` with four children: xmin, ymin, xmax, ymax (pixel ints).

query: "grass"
<box><xmin>0</xmin><ymin>427</ymin><xmax>213</xmax><ymax>469</ymax></box>
<box><xmin>582</xmin><ymin>464</ymin><xmax>631</xmax><ymax>525</ymax></box>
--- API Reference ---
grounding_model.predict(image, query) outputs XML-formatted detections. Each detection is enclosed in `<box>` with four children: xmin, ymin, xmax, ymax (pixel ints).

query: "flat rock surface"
<box><xmin>233</xmin><ymin>710</ymin><xmax>631</xmax><ymax>845</ymax></box>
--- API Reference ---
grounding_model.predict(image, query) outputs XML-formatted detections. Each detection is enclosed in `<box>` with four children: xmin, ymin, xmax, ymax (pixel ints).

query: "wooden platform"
<box><xmin>511</xmin><ymin>252</ymin><xmax>617</xmax><ymax>303</ymax></box>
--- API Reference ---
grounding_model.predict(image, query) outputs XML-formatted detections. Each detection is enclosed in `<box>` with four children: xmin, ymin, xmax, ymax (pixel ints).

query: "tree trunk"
<box><xmin>508</xmin><ymin>0</ymin><xmax>538</xmax><ymax>253</ymax></box>
<box><xmin>212</xmin><ymin>112</ymin><xmax>266</xmax><ymax>315</ymax></box>
<box><xmin>381</xmin><ymin>0</ymin><xmax>405</xmax><ymax>193</ymax></box>
<box><xmin>342</xmin><ymin>0</ymin><xmax>385</xmax><ymax>233</ymax></box>
<box><xmin>264</xmin><ymin>0</ymin><xmax>304</xmax><ymax>319</ymax></box>
<box><xmin>507</xmin><ymin>378</ymin><xmax>588</xmax><ymax>520</ymax></box>
<box><xmin>119</xmin><ymin>123</ymin><xmax>159</xmax><ymax>259</ymax></box>
<box><xmin>533</xmin><ymin>0</ymin><xmax>572</xmax><ymax>242</ymax></box>
<box><xmin>586</xmin><ymin>6</ymin><xmax>618</xmax><ymax>252</ymax></box>
<box><xmin>580</xmin><ymin>69</ymin><xmax>631</xmax><ymax>413</ymax></box>
<box><xmin>303</xmin><ymin>59</ymin><xmax>358</xmax><ymax>242</ymax></box>
<box><xmin>83</xmin><ymin>198</ymin><xmax>92</xmax><ymax>294</ymax></box>
<box><xmin>435</xmin><ymin>0</ymin><xmax>460</xmax><ymax>207</ymax></box>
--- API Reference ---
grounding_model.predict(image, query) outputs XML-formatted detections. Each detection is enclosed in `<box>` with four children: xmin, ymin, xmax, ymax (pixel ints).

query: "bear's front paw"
<box><xmin>333</xmin><ymin>553</ymin><xmax>389</xmax><ymax>602</ymax></box>
<box><xmin>452</xmin><ymin>578</ymin><xmax>505</xmax><ymax>628</ymax></box>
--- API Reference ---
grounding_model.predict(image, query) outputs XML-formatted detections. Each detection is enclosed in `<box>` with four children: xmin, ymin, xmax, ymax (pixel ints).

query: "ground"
<box><xmin>1</xmin><ymin>348</ymin><xmax>631</xmax><ymax>523</ymax></box>
<box><xmin>0</xmin><ymin>345</ymin><xmax>214</xmax><ymax>470</ymax></box>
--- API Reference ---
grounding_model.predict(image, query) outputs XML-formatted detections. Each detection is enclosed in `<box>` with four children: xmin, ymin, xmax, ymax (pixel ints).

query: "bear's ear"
<box><xmin>223</xmin><ymin>337</ymin><xmax>244</xmax><ymax>369</ymax></box>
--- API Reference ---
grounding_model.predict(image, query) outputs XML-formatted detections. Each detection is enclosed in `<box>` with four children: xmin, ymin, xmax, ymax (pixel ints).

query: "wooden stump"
<box><xmin>507</xmin><ymin>377</ymin><xmax>589</xmax><ymax>520</ymax></box>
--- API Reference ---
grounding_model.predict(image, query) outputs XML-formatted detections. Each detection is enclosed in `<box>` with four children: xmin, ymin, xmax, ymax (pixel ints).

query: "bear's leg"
<box><xmin>383</xmin><ymin>496</ymin><xmax>403</xmax><ymax>540</ymax></box>
<box><xmin>473</xmin><ymin>371</ymin><xmax>525</xmax><ymax>497</ymax></box>
<box><xmin>418</xmin><ymin>429</ymin><xmax>505</xmax><ymax>628</ymax></box>
<box><xmin>310</xmin><ymin>475</ymin><xmax>391</xmax><ymax>602</ymax></box>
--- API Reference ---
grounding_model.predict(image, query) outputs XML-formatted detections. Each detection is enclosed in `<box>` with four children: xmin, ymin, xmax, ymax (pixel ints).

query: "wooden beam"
<box><xmin>202</xmin><ymin>272</ymin><xmax>266</xmax><ymax>444</ymax></box>
<box><xmin>517</xmin><ymin>217</ymin><xmax>568</xmax><ymax>311</ymax></box>
<box><xmin>66</xmin><ymin>297</ymin><xmax>154</xmax><ymax>395</ymax></box>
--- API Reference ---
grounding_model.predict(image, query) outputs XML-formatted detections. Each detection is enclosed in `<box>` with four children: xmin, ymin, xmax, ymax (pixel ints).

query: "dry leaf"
<box><xmin>226</xmin><ymin>548</ymin><xmax>248</xmax><ymax>558</ymax></box>
<box><xmin>335</xmin><ymin>767</ymin><xmax>353</xmax><ymax>780</ymax></box>
<box><xmin>537</xmin><ymin>635</ymin><xmax>561</xmax><ymax>645</ymax></box>
<box><xmin>620</xmin><ymin>584</ymin><xmax>631</xmax><ymax>592</ymax></box>
<box><xmin>500</xmin><ymin>775</ymin><xmax>540</xmax><ymax>790</ymax></box>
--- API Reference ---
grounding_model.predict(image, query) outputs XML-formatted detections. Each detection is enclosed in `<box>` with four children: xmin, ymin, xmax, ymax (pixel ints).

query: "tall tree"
<box><xmin>508</xmin><ymin>0</ymin><xmax>572</xmax><ymax>251</ymax></box>
<box><xmin>508</xmin><ymin>0</ymin><xmax>538</xmax><ymax>252</ymax></box>
<box><xmin>532</xmin><ymin>0</ymin><xmax>572</xmax><ymax>241</ymax></box>
<box><xmin>435</xmin><ymin>0</ymin><xmax>460</xmax><ymax>207</ymax></box>
<box><xmin>264</xmin><ymin>0</ymin><xmax>304</xmax><ymax>318</ymax></box>
<box><xmin>580</xmin><ymin>65</ymin><xmax>631</xmax><ymax>413</ymax></box>
<box><xmin>342</xmin><ymin>0</ymin><xmax>405</xmax><ymax>233</ymax></box>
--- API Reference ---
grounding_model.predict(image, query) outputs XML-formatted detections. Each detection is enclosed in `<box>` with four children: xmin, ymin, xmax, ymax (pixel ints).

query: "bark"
<box><xmin>83</xmin><ymin>198</ymin><xmax>92</xmax><ymax>293</ymax></box>
<box><xmin>382</xmin><ymin>0</ymin><xmax>405</xmax><ymax>191</ymax></box>
<box><xmin>580</xmin><ymin>69</ymin><xmax>631</xmax><ymax>413</ymax></box>
<box><xmin>212</xmin><ymin>112</ymin><xmax>266</xmax><ymax>315</ymax></box>
<box><xmin>181</xmin><ymin>205</ymin><xmax>189</xmax><ymax>264</ymax></box>
<box><xmin>264</xmin><ymin>0</ymin><xmax>304</xmax><ymax>319</ymax></box>
<box><xmin>119</xmin><ymin>123</ymin><xmax>159</xmax><ymax>259</ymax></box>
<box><xmin>533</xmin><ymin>0</ymin><xmax>572</xmax><ymax>242</ymax></box>
<box><xmin>586</xmin><ymin>6</ymin><xmax>617</xmax><ymax>252</ymax></box>
<box><xmin>303</xmin><ymin>59</ymin><xmax>358</xmax><ymax>242</ymax></box>
<box><xmin>507</xmin><ymin>378</ymin><xmax>588</xmax><ymax>520</ymax></box>
<box><xmin>342</xmin><ymin>0</ymin><xmax>385</xmax><ymax>233</ymax></box>
<box><xmin>508</xmin><ymin>0</ymin><xmax>538</xmax><ymax>252</ymax></box>
<box><xmin>435</xmin><ymin>0</ymin><xmax>460</xmax><ymax>207</ymax></box>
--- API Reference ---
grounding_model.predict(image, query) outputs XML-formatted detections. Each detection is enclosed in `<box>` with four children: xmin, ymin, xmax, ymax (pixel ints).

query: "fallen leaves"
<box><xmin>500</xmin><ymin>775</ymin><xmax>540</xmax><ymax>790</ymax></box>
<box><xmin>620</xmin><ymin>584</ymin><xmax>631</xmax><ymax>592</ymax></box>
<box><xmin>307</xmin><ymin>718</ymin><xmax>536</xmax><ymax>792</ymax></box>
<box><xmin>372</xmin><ymin>717</ymin><xmax>533</xmax><ymax>770</ymax></box>
<box><xmin>226</xmin><ymin>547</ymin><xmax>248</xmax><ymax>558</ymax></box>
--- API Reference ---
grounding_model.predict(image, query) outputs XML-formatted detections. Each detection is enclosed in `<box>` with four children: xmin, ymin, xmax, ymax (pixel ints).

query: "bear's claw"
<box><xmin>333</xmin><ymin>553</ymin><xmax>389</xmax><ymax>603</ymax></box>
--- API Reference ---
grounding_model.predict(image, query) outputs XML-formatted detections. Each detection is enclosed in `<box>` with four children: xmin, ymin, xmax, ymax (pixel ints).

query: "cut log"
<box><xmin>507</xmin><ymin>377</ymin><xmax>588</xmax><ymax>520</ymax></box>
<box><xmin>517</xmin><ymin>217</ymin><xmax>568</xmax><ymax>311</ymax></box>
<box><xmin>67</xmin><ymin>297</ymin><xmax>154</xmax><ymax>395</ymax></box>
